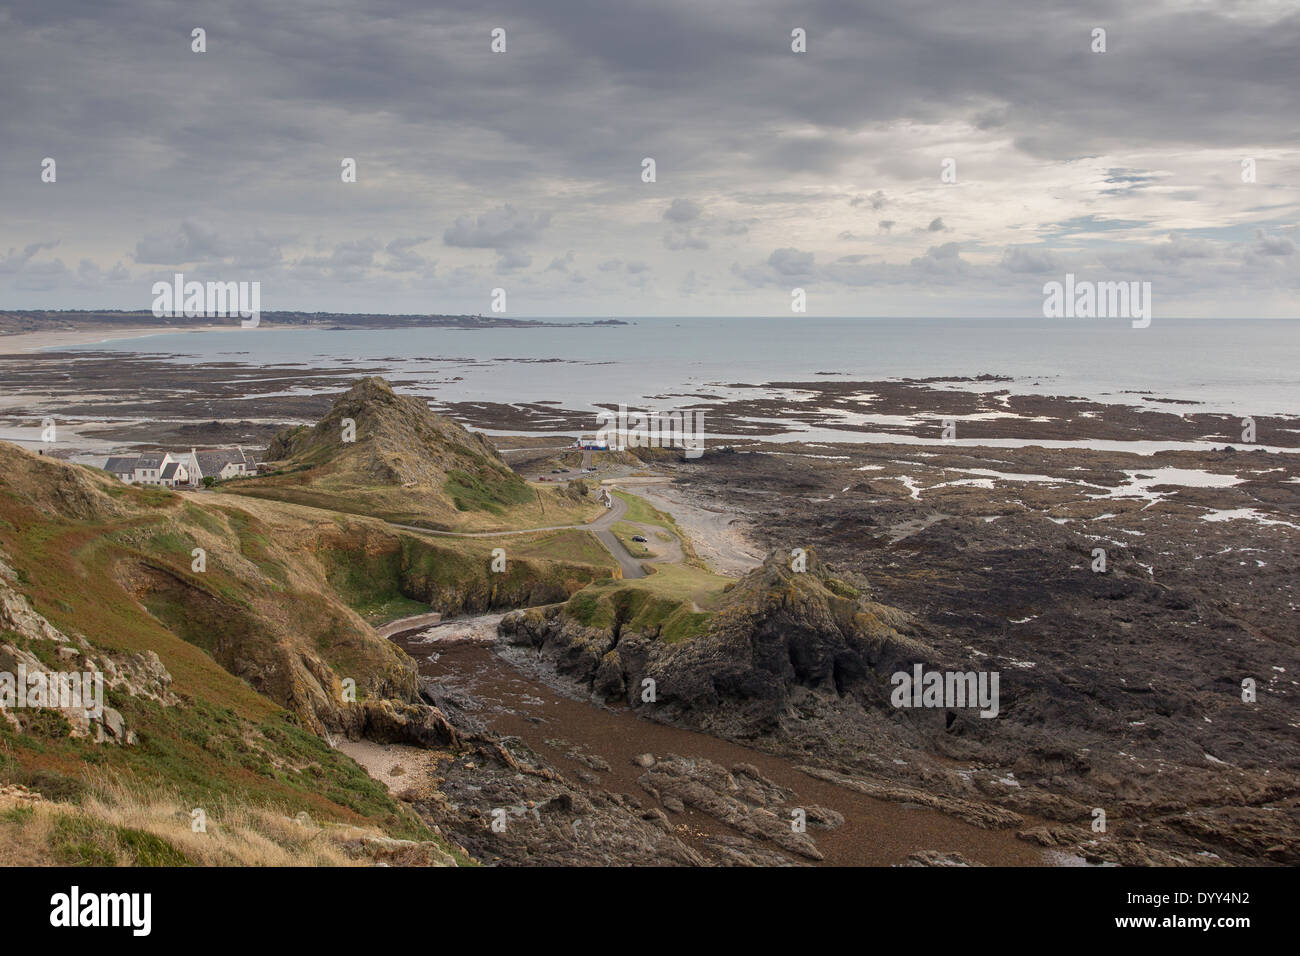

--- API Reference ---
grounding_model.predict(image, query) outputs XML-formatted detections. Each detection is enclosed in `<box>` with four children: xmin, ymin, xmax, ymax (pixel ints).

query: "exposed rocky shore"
<box><xmin>481</xmin><ymin>441</ymin><xmax>1299</xmax><ymax>866</ymax></box>
<box><xmin>388</xmin><ymin>625</ymin><xmax>1045</xmax><ymax>866</ymax></box>
<box><xmin>3</xmin><ymin>346</ymin><xmax>1295</xmax><ymax>867</ymax></box>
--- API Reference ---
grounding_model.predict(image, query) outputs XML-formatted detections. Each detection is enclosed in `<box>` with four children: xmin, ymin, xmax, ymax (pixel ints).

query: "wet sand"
<box><xmin>0</xmin><ymin>324</ymin><xmax>242</xmax><ymax>352</ymax></box>
<box><xmin>398</xmin><ymin>621</ymin><xmax>1048</xmax><ymax>866</ymax></box>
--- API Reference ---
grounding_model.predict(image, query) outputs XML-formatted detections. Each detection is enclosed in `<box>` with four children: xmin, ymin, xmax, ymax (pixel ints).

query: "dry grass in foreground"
<box><xmin>0</xmin><ymin>779</ymin><xmax>462</xmax><ymax>867</ymax></box>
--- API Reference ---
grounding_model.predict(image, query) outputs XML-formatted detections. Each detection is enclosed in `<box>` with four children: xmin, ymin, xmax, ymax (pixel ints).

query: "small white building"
<box><xmin>103</xmin><ymin>456</ymin><xmax>140</xmax><ymax>483</ymax></box>
<box><xmin>132</xmin><ymin>452</ymin><xmax>170</xmax><ymax>485</ymax></box>
<box><xmin>194</xmin><ymin>447</ymin><xmax>252</xmax><ymax>482</ymax></box>
<box><xmin>158</xmin><ymin>459</ymin><xmax>190</xmax><ymax>487</ymax></box>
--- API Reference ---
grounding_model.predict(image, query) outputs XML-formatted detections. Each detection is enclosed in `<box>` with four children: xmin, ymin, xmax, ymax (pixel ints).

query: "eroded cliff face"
<box><xmin>0</xmin><ymin>552</ymin><xmax>178</xmax><ymax>746</ymax></box>
<box><xmin>0</xmin><ymin>439</ymin><xmax>455</xmax><ymax>751</ymax></box>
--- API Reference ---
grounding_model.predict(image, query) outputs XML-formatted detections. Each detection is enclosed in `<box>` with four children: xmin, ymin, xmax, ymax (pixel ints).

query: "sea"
<box><xmin>66</xmin><ymin>316</ymin><xmax>1300</xmax><ymax>441</ymax></box>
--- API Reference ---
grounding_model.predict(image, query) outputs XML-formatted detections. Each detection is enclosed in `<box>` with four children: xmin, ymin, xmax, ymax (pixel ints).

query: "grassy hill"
<box><xmin>0</xmin><ymin>438</ymin><xmax>617</xmax><ymax>865</ymax></box>
<box><xmin>561</xmin><ymin>563</ymin><xmax>730</xmax><ymax>645</ymax></box>
<box><xmin>229</xmin><ymin>377</ymin><xmax>600</xmax><ymax>531</ymax></box>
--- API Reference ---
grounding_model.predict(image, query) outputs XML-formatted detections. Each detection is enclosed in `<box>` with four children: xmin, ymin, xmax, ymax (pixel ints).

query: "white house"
<box><xmin>193</xmin><ymin>447</ymin><xmax>252</xmax><ymax>482</ymax></box>
<box><xmin>103</xmin><ymin>456</ymin><xmax>140</xmax><ymax>483</ymax></box>
<box><xmin>102</xmin><ymin>446</ymin><xmax>254</xmax><ymax>487</ymax></box>
<box><xmin>158</xmin><ymin>459</ymin><xmax>190</xmax><ymax>487</ymax></box>
<box><xmin>132</xmin><ymin>453</ymin><xmax>170</xmax><ymax>485</ymax></box>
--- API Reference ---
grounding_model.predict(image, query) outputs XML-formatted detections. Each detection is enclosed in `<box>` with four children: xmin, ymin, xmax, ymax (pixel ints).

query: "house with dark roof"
<box><xmin>158</xmin><ymin>460</ymin><xmax>189</xmax><ymax>487</ymax></box>
<box><xmin>103</xmin><ymin>456</ymin><xmax>140</xmax><ymax>482</ymax></box>
<box><xmin>102</xmin><ymin>446</ymin><xmax>255</xmax><ymax>487</ymax></box>
<box><xmin>132</xmin><ymin>452</ymin><xmax>170</xmax><ymax>485</ymax></box>
<box><xmin>193</xmin><ymin>447</ymin><xmax>252</xmax><ymax>483</ymax></box>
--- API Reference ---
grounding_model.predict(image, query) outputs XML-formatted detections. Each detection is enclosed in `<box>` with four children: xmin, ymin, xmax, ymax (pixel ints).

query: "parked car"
<box><xmin>631</xmin><ymin>534</ymin><xmax>647</xmax><ymax>543</ymax></box>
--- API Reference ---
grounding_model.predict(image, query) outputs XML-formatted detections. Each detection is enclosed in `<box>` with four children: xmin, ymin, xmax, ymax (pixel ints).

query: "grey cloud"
<box><xmin>496</xmin><ymin>249</ymin><xmax>533</xmax><ymax>272</ymax></box>
<box><xmin>133</xmin><ymin>221</ymin><xmax>285</xmax><ymax>269</ymax></box>
<box><xmin>1001</xmin><ymin>246</ymin><xmax>1060</xmax><ymax>274</ymax></box>
<box><xmin>597</xmin><ymin>258</ymin><xmax>650</xmax><ymax>275</ymax></box>
<box><xmin>294</xmin><ymin>239</ymin><xmax>382</xmax><ymax>281</ymax></box>
<box><xmin>1254</xmin><ymin>231</ymin><xmax>1297</xmax><ymax>256</ymax></box>
<box><xmin>767</xmin><ymin>247</ymin><xmax>815</xmax><ymax>276</ymax></box>
<box><xmin>664</xmin><ymin>199</ymin><xmax>702</xmax><ymax>223</ymax></box>
<box><xmin>850</xmin><ymin>190</ymin><xmax>888</xmax><ymax>210</ymax></box>
<box><xmin>1153</xmin><ymin>235</ymin><xmax>1217</xmax><ymax>262</ymax></box>
<box><xmin>909</xmin><ymin>243</ymin><xmax>965</xmax><ymax>275</ymax></box>
<box><xmin>972</xmin><ymin>107</ymin><xmax>1009</xmax><ymax>130</ymax></box>
<box><xmin>382</xmin><ymin>237</ymin><xmax>436</xmax><ymax>274</ymax></box>
<box><xmin>444</xmin><ymin>205</ymin><xmax>551</xmax><ymax>250</ymax></box>
<box><xmin>664</xmin><ymin>231</ymin><xmax>708</xmax><ymax>251</ymax></box>
<box><xmin>1</xmin><ymin>0</ymin><xmax>1298</xmax><ymax>314</ymax></box>
<box><xmin>0</xmin><ymin>240</ymin><xmax>62</xmax><ymax>275</ymax></box>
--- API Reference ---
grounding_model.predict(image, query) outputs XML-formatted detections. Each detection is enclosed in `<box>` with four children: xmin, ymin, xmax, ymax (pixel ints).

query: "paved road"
<box><xmin>588</xmin><ymin>494</ymin><xmax>645</xmax><ymax>579</ymax></box>
<box><xmin>387</xmin><ymin>493</ymin><xmax>646</xmax><ymax>579</ymax></box>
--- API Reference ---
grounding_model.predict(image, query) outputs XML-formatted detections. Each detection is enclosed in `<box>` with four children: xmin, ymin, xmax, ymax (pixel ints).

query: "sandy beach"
<box><xmin>0</xmin><ymin>324</ymin><xmax>247</xmax><ymax>353</ymax></box>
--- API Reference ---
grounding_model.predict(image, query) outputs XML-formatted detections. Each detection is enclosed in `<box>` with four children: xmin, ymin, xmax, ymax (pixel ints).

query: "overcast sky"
<box><xmin>2</xmin><ymin>0</ymin><xmax>1298</xmax><ymax>317</ymax></box>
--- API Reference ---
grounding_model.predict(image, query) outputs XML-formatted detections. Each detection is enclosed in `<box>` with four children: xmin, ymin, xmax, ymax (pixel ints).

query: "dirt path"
<box><xmin>384</xmin><ymin>478</ymin><xmax>747</xmax><ymax>583</ymax></box>
<box><xmin>388</xmin><ymin>493</ymin><xmax>647</xmax><ymax>579</ymax></box>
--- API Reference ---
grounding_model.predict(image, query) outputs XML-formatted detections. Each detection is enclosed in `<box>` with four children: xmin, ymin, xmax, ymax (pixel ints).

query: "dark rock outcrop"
<box><xmin>501</xmin><ymin>548</ymin><xmax>934</xmax><ymax>741</ymax></box>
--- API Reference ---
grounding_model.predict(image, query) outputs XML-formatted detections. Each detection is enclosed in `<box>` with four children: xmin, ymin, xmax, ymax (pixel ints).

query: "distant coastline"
<box><xmin>0</xmin><ymin>309</ymin><xmax>627</xmax><ymax>341</ymax></box>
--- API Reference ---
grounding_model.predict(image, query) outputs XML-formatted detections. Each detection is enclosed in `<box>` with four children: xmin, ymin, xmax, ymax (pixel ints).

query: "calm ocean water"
<box><xmin>76</xmin><ymin>317</ymin><xmax>1300</xmax><ymax>419</ymax></box>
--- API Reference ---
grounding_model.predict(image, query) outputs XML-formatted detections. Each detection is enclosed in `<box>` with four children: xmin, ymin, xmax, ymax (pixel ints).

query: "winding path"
<box><xmin>387</xmin><ymin>492</ymin><xmax>646</xmax><ymax>579</ymax></box>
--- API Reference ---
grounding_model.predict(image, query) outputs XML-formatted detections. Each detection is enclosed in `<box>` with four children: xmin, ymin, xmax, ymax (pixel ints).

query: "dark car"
<box><xmin>631</xmin><ymin>534</ymin><xmax>647</xmax><ymax>543</ymax></box>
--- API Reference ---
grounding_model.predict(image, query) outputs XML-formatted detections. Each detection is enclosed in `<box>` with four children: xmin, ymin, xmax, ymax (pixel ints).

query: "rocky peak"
<box><xmin>265</xmin><ymin>376</ymin><xmax>509</xmax><ymax>488</ymax></box>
